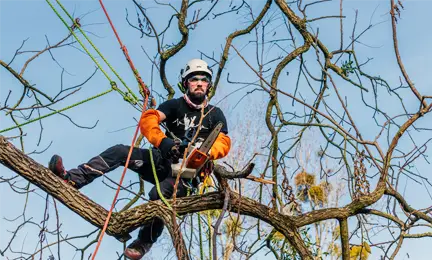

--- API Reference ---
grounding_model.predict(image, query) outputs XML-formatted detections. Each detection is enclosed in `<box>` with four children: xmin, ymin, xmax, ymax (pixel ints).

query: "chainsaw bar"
<box><xmin>198</xmin><ymin>122</ymin><xmax>223</xmax><ymax>154</ymax></box>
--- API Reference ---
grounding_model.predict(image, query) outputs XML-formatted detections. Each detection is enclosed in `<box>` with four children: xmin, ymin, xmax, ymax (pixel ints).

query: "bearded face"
<box><xmin>185</xmin><ymin>73</ymin><xmax>211</xmax><ymax>104</ymax></box>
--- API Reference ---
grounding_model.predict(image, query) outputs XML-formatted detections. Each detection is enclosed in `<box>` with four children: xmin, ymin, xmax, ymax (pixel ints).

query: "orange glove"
<box><xmin>209</xmin><ymin>133</ymin><xmax>231</xmax><ymax>160</ymax></box>
<box><xmin>139</xmin><ymin>109</ymin><xmax>166</xmax><ymax>148</ymax></box>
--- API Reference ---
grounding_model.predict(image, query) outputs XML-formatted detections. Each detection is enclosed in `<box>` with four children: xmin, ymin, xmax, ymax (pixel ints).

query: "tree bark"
<box><xmin>0</xmin><ymin>135</ymin><xmax>317</xmax><ymax>258</ymax></box>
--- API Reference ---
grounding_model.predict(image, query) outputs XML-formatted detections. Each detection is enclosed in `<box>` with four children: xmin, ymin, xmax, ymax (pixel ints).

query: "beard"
<box><xmin>187</xmin><ymin>89</ymin><xmax>206</xmax><ymax>104</ymax></box>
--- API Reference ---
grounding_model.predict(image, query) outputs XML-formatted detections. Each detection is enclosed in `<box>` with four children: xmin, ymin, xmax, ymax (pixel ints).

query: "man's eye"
<box><xmin>188</xmin><ymin>76</ymin><xmax>210</xmax><ymax>83</ymax></box>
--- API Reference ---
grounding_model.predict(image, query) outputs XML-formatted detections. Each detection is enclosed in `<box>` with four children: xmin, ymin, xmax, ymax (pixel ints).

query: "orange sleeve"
<box><xmin>139</xmin><ymin>109</ymin><xmax>166</xmax><ymax>148</ymax></box>
<box><xmin>209</xmin><ymin>133</ymin><xmax>231</xmax><ymax>160</ymax></box>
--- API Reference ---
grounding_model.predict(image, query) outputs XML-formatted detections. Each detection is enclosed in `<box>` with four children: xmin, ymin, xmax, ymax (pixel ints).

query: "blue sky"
<box><xmin>1</xmin><ymin>0</ymin><xmax>431</xmax><ymax>259</ymax></box>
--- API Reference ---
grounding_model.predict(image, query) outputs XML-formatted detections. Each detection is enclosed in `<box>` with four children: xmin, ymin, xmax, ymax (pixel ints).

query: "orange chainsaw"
<box><xmin>172</xmin><ymin>122</ymin><xmax>223</xmax><ymax>178</ymax></box>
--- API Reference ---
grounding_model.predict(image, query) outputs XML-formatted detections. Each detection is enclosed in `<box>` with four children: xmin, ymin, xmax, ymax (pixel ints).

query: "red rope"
<box><xmin>98</xmin><ymin>0</ymin><xmax>149</xmax><ymax>96</ymax></box>
<box><xmin>91</xmin><ymin>124</ymin><xmax>140</xmax><ymax>260</ymax></box>
<box><xmin>92</xmin><ymin>1</ymin><xmax>150</xmax><ymax>259</ymax></box>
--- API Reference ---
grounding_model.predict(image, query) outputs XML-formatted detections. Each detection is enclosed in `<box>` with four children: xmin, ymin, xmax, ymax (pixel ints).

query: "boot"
<box><xmin>124</xmin><ymin>239</ymin><xmax>152</xmax><ymax>260</ymax></box>
<box><xmin>48</xmin><ymin>155</ymin><xmax>76</xmax><ymax>187</ymax></box>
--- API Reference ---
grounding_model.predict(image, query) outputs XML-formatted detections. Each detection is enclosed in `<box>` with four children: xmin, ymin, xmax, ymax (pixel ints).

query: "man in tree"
<box><xmin>48</xmin><ymin>59</ymin><xmax>231</xmax><ymax>259</ymax></box>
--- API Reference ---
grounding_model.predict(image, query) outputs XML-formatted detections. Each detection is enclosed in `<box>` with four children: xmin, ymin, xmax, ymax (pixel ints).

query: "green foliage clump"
<box><xmin>308</xmin><ymin>185</ymin><xmax>325</xmax><ymax>205</ymax></box>
<box><xmin>350</xmin><ymin>242</ymin><xmax>371</xmax><ymax>260</ymax></box>
<box><xmin>295</xmin><ymin>171</ymin><xmax>333</xmax><ymax>206</ymax></box>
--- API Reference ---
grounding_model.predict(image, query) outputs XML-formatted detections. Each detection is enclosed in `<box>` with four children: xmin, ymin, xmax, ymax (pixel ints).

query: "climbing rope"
<box><xmin>89</xmin><ymin>0</ymin><xmax>151</xmax><ymax>259</ymax></box>
<box><xmin>203</xmin><ymin>176</ymin><xmax>214</xmax><ymax>260</ymax></box>
<box><xmin>91</xmin><ymin>124</ymin><xmax>141</xmax><ymax>260</ymax></box>
<box><xmin>8</xmin><ymin>2</ymin><xmax>169</xmax><ymax>259</ymax></box>
<box><xmin>53</xmin><ymin>0</ymin><xmax>140</xmax><ymax>105</ymax></box>
<box><xmin>149</xmin><ymin>149</ymin><xmax>172</xmax><ymax>209</ymax></box>
<box><xmin>0</xmin><ymin>1</ymin><xmax>142</xmax><ymax>134</ymax></box>
<box><xmin>0</xmin><ymin>89</ymin><xmax>113</xmax><ymax>134</ymax></box>
<box><xmin>45</xmin><ymin>2</ymin><xmax>154</xmax><ymax>258</ymax></box>
<box><xmin>97</xmin><ymin>0</ymin><xmax>149</xmax><ymax>97</ymax></box>
<box><xmin>46</xmin><ymin>0</ymin><xmax>140</xmax><ymax>107</ymax></box>
<box><xmin>197</xmin><ymin>212</ymin><xmax>205</xmax><ymax>260</ymax></box>
<box><xmin>196</xmin><ymin>174</ymin><xmax>213</xmax><ymax>260</ymax></box>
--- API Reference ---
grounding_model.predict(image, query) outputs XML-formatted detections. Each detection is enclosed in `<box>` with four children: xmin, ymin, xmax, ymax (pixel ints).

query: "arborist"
<box><xmin>48</xmin><ymin>58</ymin><xmax>231</xmax><ymax>260</ymax></box>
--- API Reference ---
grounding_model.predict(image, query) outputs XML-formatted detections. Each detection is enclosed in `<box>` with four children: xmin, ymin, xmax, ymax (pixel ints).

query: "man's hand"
<box><xmin>158</xmin><ymin>138</ymin><xmax>182</xmax><ymax>163</ymax></box>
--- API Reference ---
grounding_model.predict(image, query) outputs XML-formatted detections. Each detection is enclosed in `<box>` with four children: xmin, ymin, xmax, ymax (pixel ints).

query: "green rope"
<box><xmin>1</xmin><ymin>2</ymin><xmax>144</xmax><ymax>135</ymax></box>
<box><xmin>149</xmin><ymin>148</ymin><xmax>172</xmax><ymax>210</ymax></box>
<box><xmin>30</xmin><ymin>0</ymin><xmax>146</xmax><ymax>135</ymax></box>
<box><xmin>198</xmin><ymin>213</ymin><xmax>205</xmax><ymax>260</ymax></box>
<box><xmin>53</xmin><ymin>0</ymin><xmax>140</xmax><ymax>104</ymax></box>
<box><xmin>0</xmin><ymin>89</ymin><xmax>113</xmax><ymax>134</ymax></box>
<box><xmin>46</xmin><ymin>0</ymin><xmax>111</xmax><ymax>83</ymax></box>
<box><xmin>45</xmin><ymin>0</ymin><xmax>137</xmax><ymax>107</ymax></box>
<box><xmin>207</xmin><ymin>211</ymin><xmax>213</xmax><ymax>260</ymax></box>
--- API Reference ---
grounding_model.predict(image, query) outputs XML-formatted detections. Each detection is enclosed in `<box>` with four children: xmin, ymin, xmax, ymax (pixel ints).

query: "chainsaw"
<box><xmin>171</xmin><ymin>122</ymin><xmax>223</xmax><ymax>179</ymax></box>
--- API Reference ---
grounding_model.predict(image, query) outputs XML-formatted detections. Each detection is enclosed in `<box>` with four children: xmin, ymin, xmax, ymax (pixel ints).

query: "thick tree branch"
<box><xmin>160</xmin><ymin>0</ymin><xmax>189</xmax><ymax>99</ymax></box>
<box><xmin>0</xmin><ymin>135</ymin><xmax>311</xmax><ymax>258</ymax></box>
<box><xmin>339</xmin><ymin>218</ymin><xmax>349</xmax><ymax>260</ymax></box>
<box><xmin>385</xmin><ymin>186</ymin><xmax>432</xmax><ymax>224</ymax></box>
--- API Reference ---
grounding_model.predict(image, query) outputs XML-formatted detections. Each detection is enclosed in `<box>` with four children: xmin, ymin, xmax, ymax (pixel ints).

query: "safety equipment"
<box><xmin>187</xmin><ymin>75</ymin><xmax>211</xmax><ymax>85</ymax></box>
<box><xmin>171</xmin><ymin>122</ymin><xmax>223</xmax><ymax>178</ymax></box>
<box><xmin>178</xmin><ymin>59</ymin><xmax>213</xmax><ymax>94</ymax></box>
<box><xmin>139</xmin><ymin>109</ymin><xmax>167</xmax><ymax>148</ymax></box>
<box><xmin>209</xmin><ymin>132</ymin><xmax>231</xmax><ymax>160</ymax></box>
<box><xmin>181</xmin><ymin>59</ymin><xmax>213</xmax><ymax>79</ymax></box>
<box><xmin>158</xmin><ymin>138</ymin><xmax>181</xmax><ymax>162</ymax></box>
<box><xmin>124</xmin><ymin>239</ymin><xmax>153</xmax><ymax>259</ymax></box>
<box><xmin>48</xmin><ymin>155</ymin><xmax>76</xmax><ymax>187</ymax></box>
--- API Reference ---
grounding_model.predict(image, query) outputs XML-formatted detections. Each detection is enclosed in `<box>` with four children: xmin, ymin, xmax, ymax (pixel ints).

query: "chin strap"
<box><xmin>183</xmin><ymin>93</ymin><xmax>208</xmax><ymax>110</ymax></box>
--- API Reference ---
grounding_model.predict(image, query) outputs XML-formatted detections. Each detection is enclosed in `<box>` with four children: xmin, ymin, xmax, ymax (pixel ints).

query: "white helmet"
<box><xmin>181</xmin><ymin>59</ymin><xmax>213</xmax><ymax>79</ymax></box>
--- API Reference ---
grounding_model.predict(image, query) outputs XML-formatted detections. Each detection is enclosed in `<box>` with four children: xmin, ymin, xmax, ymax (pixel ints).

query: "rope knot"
<box><xmin>110</xmin><ymin>81</ymin><xmax>118</xmax><ymax>90</ymax></box>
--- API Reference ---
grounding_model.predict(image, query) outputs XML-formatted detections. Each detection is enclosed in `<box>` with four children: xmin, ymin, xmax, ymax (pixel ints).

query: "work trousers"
<box><xmin>67</xmin><ymin>144</ymin><xmax>189</xmax><ymax>243</ymax></box>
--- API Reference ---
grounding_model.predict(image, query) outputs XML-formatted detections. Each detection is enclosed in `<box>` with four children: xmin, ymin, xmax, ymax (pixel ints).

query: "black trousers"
<box><xmin>67</xmin><ymin>144</ymin><xmax>189</xmax><ymax>243</ymax></box>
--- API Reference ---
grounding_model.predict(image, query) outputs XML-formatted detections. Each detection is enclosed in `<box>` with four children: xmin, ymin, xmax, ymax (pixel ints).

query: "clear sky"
<box><xmin>1</xmin><ymin>0</ymin><xmax>431</xmax><ymax>259</ymax></box>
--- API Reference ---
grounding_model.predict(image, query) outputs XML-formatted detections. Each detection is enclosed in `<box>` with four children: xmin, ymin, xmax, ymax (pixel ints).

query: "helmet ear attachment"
<box><xmin>177</xmin><ymin>82</ymin><xmax>187</xmax><ymax>94</ymax></box>
<box><xmin>206</xmin><ymin>82</ymin><xmax>213</xmax><ymax>96</ymax></box>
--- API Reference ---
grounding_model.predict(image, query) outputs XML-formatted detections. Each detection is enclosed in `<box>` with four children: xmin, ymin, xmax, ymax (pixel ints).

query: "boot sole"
<box><xmin>124</xmin><ymin>249</ymin><xmax>144</xmax><ymax>260</ymax></box>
